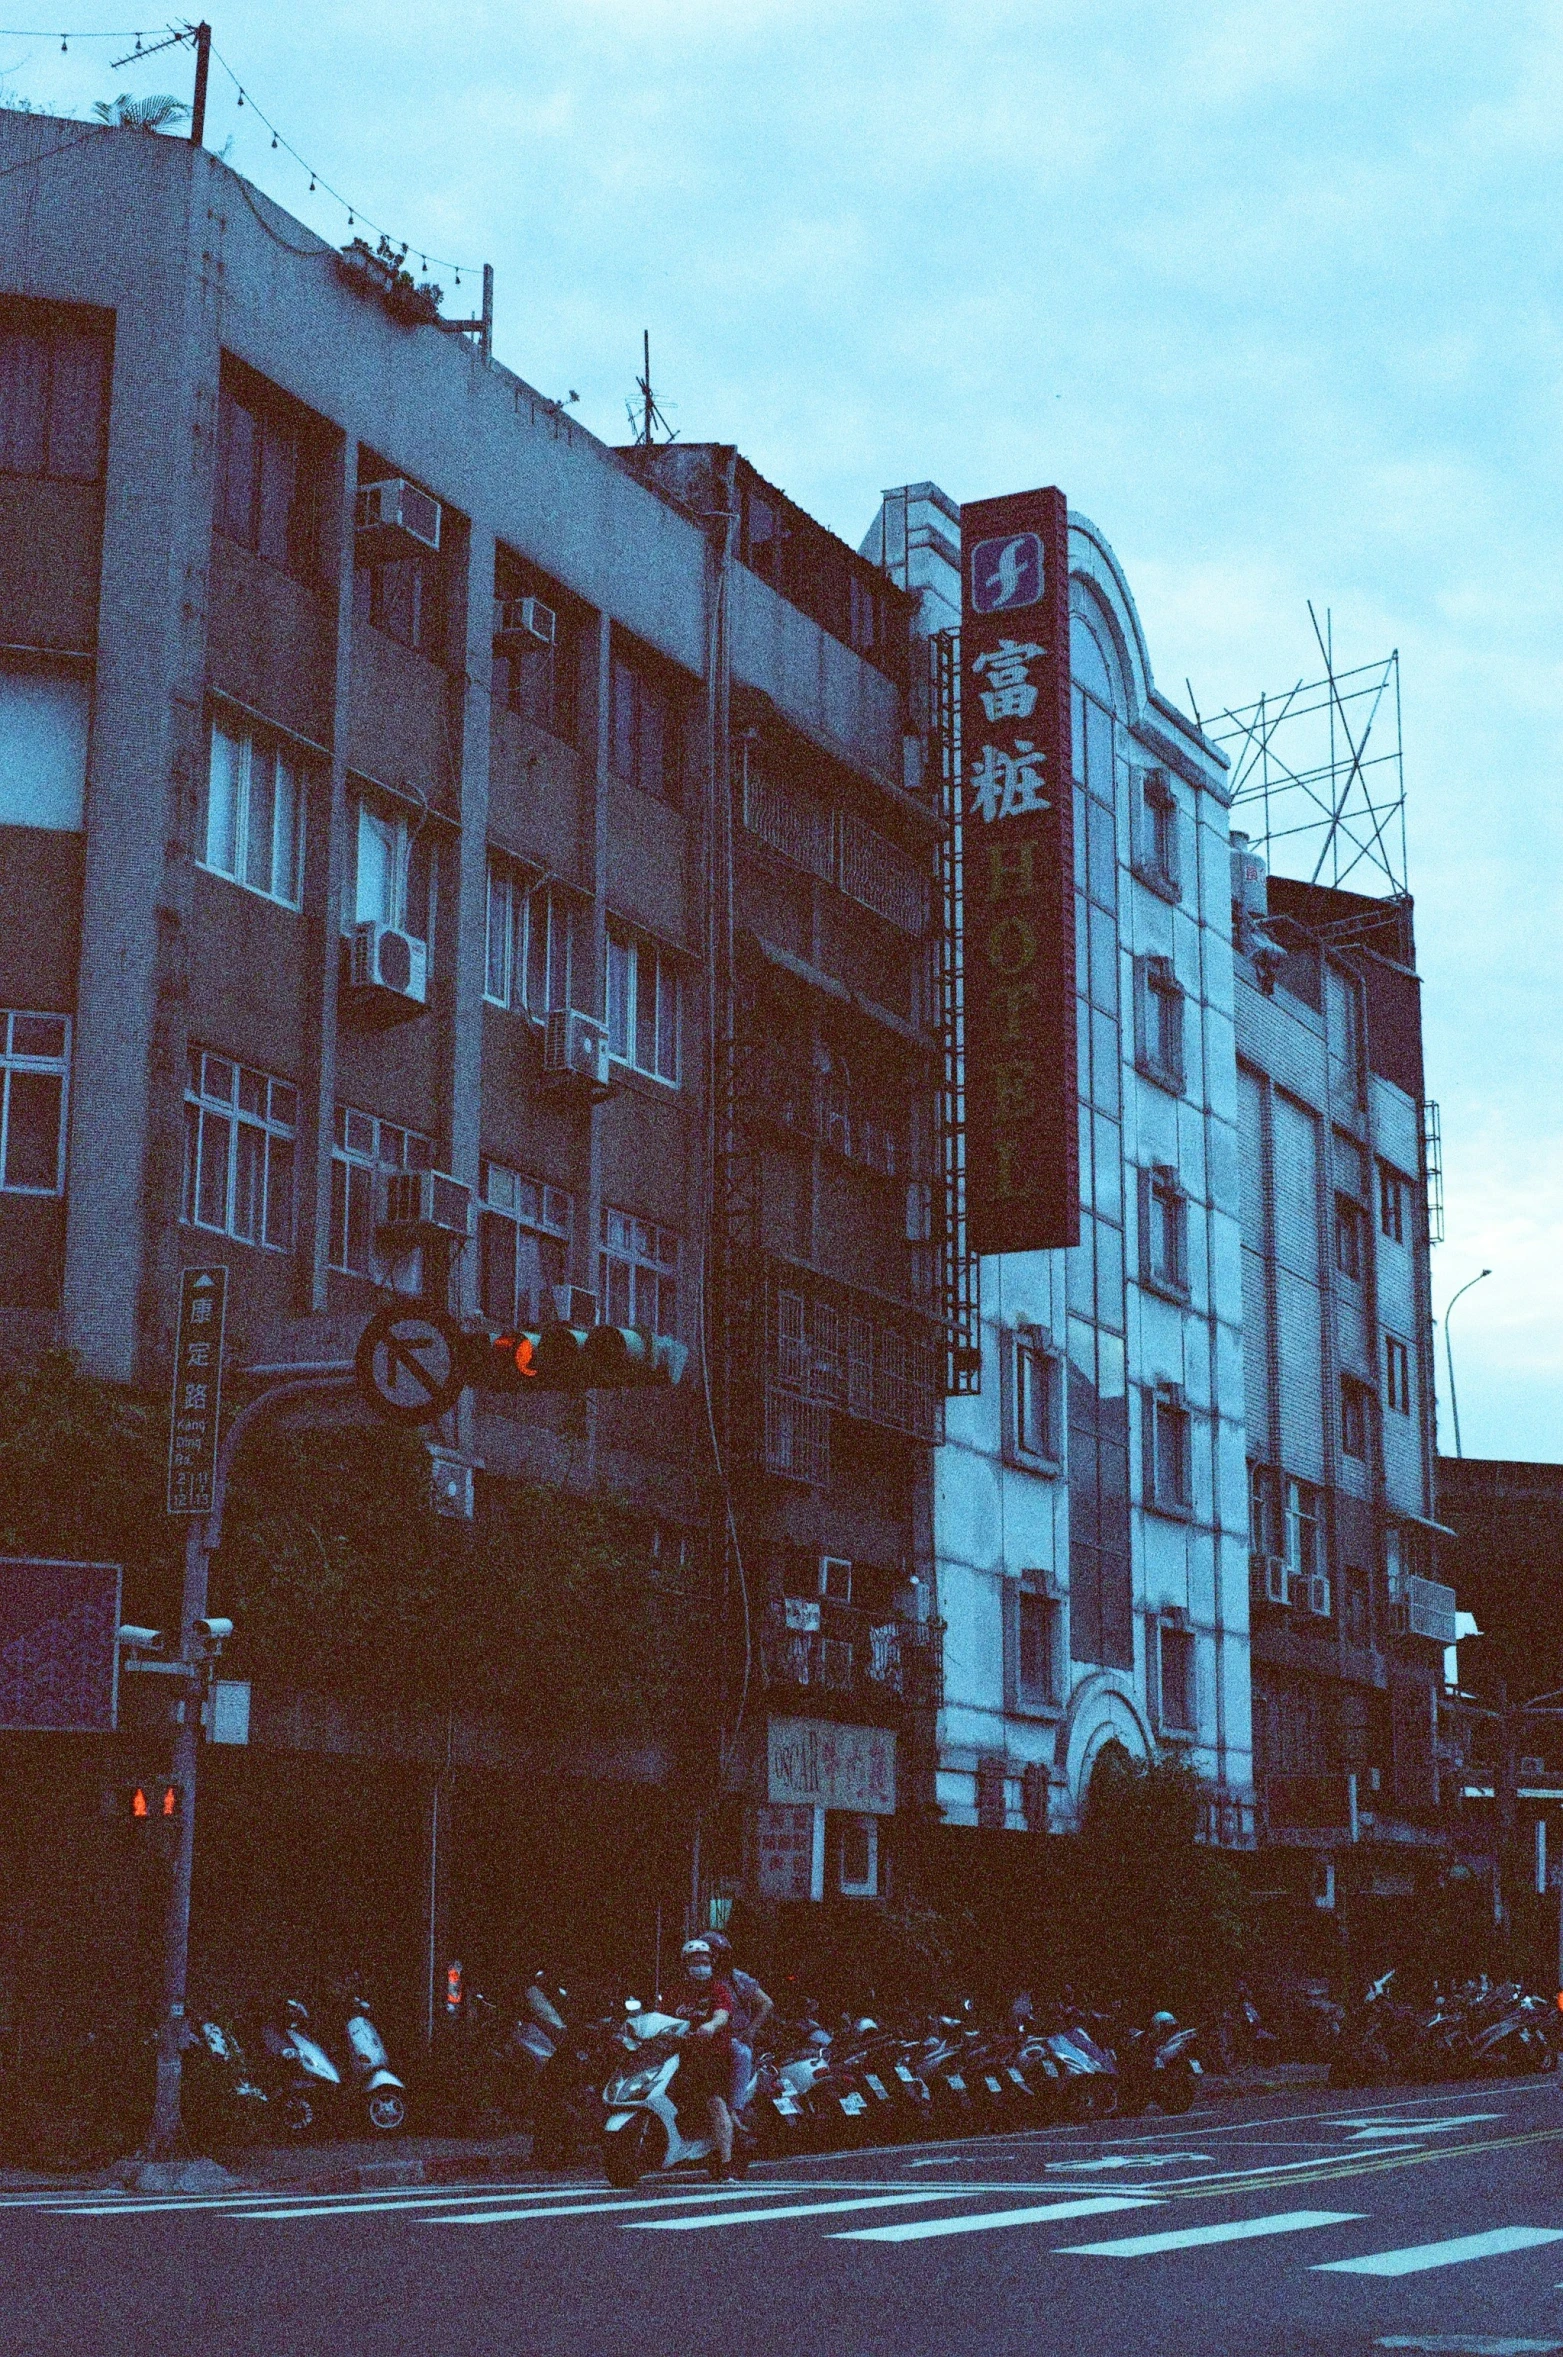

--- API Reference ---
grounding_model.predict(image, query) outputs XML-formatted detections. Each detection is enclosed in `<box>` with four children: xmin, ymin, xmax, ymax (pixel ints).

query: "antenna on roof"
<box><xmin>628</xmin><ymin>330</ymin><xmax>676</xmax><ymax>446</ymax></box>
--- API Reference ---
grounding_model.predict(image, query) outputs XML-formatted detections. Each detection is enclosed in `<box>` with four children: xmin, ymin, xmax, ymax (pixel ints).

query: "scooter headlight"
<box><xmin>608</xmin><ymin>2068</ymin><xmax>658</xmax><ymax>2103</ymax></box>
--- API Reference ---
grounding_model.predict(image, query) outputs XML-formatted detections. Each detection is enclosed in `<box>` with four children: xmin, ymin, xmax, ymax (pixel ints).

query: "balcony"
<box><xmin>760</xmin><ymin>1599</ymin><xmax>944</xmax><ymax>1714</ymax></box>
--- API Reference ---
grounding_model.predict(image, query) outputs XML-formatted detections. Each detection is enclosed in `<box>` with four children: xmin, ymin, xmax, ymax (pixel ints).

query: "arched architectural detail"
<box><xmin>1068</xmin><ymin>510</ymin><xmax>1157</xmax><ymax>728</ymax></box>
<box><xmin>1059</xmin><ymin>1669</ymin><xmax>1156</xmax><ymax>1822</ymax></box>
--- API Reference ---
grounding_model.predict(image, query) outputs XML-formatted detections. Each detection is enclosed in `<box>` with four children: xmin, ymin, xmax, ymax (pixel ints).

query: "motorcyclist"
<box><xmin>670</xmin><ymin>1938</ymin><xmax>738</xmax><ymax>2181</ymax></box>
<box><xmin>706</xmin><ymin>1931</ymin><xmax>773</xmax><ymax>2118</ymax></box>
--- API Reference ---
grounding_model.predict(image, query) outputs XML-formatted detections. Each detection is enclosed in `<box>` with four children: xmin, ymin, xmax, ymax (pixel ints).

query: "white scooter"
<box><xmin>600</xmin><ymin>2002</ymin><xmax>748</xmax><ymax>2188</ymax></box>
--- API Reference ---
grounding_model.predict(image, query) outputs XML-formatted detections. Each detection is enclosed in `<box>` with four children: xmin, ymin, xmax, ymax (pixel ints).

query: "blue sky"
<box><xmin>7</xmin><ymin>2</ymin><xmax>1559</xmax><ymax>1457</ymax></box>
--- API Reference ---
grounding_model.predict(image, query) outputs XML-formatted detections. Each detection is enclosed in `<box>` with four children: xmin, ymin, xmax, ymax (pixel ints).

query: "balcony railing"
<box><xmin>760</xmin><ymin>1600</ymin><xmax>944</xmax><ymax>1713</ymax></box>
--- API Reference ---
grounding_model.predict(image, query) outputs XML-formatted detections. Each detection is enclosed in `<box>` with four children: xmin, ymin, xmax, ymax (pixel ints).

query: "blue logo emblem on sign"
<box><xmin>971</xmin><ymin>531</ymin><xmax>1044</xmax><ymax>614</ymax></box>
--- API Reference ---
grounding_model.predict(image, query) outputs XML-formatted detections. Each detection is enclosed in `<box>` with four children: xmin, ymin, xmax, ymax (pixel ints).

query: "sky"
<box><xmin>5</xmin><ymin>2</ymin><xmax>1560</xmax><ymax>1459</ymax></box>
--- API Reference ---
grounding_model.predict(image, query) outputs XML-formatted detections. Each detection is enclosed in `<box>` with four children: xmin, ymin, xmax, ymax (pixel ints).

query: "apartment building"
<box><xmin>1234</xmin><ymin>862</ymin><xmax>1455</xmax><ymax>1949</ymax></box>
<box><xmin>860</xmin><ymin>482</ymin><xmax>1254</xmax><ymax>1872</ymax></box>
<box><xmin>0</xmin><ymin>113</ymin><xmax>942</xmax><ymax>2023</ymax></box>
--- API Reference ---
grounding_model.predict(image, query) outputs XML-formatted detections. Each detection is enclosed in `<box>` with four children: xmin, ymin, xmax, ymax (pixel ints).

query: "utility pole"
<box><xmin>144</xmin><ymin>1363</ymin><xmax>354</xmax><ymax>2162</ymax></box>
<box><xmin>188</xmin><ymin>22</ymin><xmax>211</xmax><ymax>148</ymax></box>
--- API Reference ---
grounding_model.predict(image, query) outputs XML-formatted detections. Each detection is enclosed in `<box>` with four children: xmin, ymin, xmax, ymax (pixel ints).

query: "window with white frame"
<box><xmin>182</xmin><ymin>1049</ymin><xmax>296</xmax><ymax>1250</ymax></box>
<box><xmin>478</xmin><ymin>1161</ymin><xmax>572</xmax><ymax>1328</ymax></box>
<box><xmin>484</xmin><ymin>856</ymin><xmax>583</xmax><ymax>1017</ymax></box>
<box><xmin>1137</xmin><ymin>957</ymin><xmax>1185</xmax><ymax>1091</ymax></box>
<box><xmin>204</xmin><ymin>716</ymin><xmax>306</xmax><ymax>909</ymax></box>
<box><xmin>330</xmin><ymin>1105</ymin><xmax>431</xmax><ymax>1283</ymax></box>
<box><xmin>599</xmin><ymin>1207</ymin><xmax>679</xmax><ymax>1332</ymax></box>
<box><xmin>1145</xmin><ymin>1385</ymin><xmax>1192</xmax><ymax>1513</ymax></box>
<box><xmin>1157</xmin><ymin>1618</ymin><xmax>1196</xmax><ymax>1730</ymax></box>
<box><xmin>1283</xmin><ymin>1475</ymin><xmax>1322</xmax><ymax>1582</ymax></box>
<box><xmin>606</xmin><ymin>925</ymin><xmax>679</xmax><ymax>1085</ymax></box>
<box><xmin>0</xmin><ymin>1011</ymin><xmax>69</xmax><ymax>1195</ymax></box>
<box><xmin>1011</xmin><ymin>1334</ymin><xmax>1061</xmax><ymax>1467</ymax></box>
<box><xmin>1143</xmin><ymin>1164</ymin><xmax>1188</xmax><ymax>1295</ymax></box>
<box><xmin>349</xmin><ymin>795</ymin><xmax>435</xmax><ymax>946</ymax></box>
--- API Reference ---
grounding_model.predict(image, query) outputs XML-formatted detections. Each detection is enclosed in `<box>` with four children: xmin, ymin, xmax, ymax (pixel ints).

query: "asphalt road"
<box><xmin>6</xmin><ymin>2077</ymin><xmax>1563</xmax><ymax>2357</ymax></box>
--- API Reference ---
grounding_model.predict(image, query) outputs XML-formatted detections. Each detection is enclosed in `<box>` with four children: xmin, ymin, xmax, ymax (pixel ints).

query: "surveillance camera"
<box><xmin>192</xmin><ymin>1616</ymin><xmax>234</xmax><ymax>1648</ymax></box>
<box><xmin>117</xmin><ymin>1625</ymin><xmax>164</xmax><ymax>1653</ymax></box>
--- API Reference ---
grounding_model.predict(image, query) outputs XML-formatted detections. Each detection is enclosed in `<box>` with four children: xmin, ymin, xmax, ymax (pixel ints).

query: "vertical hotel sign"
<box><xmin>167</xmin><ymin>1266</ymin><xmax>227</xmax><ymax>1515</ymax></box>
<box><xmin>960</xmin><ymin>487</ymin><xmax>1078</xmax><ymax>1253</ymax></box>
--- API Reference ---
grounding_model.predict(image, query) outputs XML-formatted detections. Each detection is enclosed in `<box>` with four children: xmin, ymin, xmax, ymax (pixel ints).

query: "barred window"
<box><xmin>183</xmin><ymin>1050</ymin><xmax>296</xmax><ymax>1251</ymax></box>
<box><xmin>330</xmin><ymin>1105</ymin><xmax>430</xmax><ymax>1283</ymax></box>
<box><xmin>741</xmin><ymin>762</ymin><xmax>835</xmax><ymax>881</ymax></box>
<box><xmin>600</xmin><ymin>1208</ymin><xmax>679</xmax><ymax>1332</ymax></box>
<box><xmin>0</xmin><ymin>1011</ymin><xmax>69</xmax><ymax>1196</ymax></box>
<box><xmin>479</xmin><ymin>1161</ymin><xmax>572</xmax><ymax>1328</ymax></box>
<box><xmin>838</xmin><ymin>812</ymin><xmax>929</xmax><ymax>935</ymax></box>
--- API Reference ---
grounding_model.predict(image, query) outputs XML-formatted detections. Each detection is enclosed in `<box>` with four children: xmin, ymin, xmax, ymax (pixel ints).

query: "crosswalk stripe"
<box><xmin>1315</xmin><ymin>2226</ymin><xmax>1563</xmax><ymax>2277</ymax></box>
<box><xmin>1060</xmin><ymin>2209</ymin><xmax>1365</xmax><ymax>2258</ymax></box>
<box><xmin>832</xmin><ymin>2196</ymin><xmax>1159</xmax><ymax>2245</ymax></box>
<box><xmin>624</xmin><ymin>2191</ymin><xmax>994</xmax><ymax>2231</ymax></box>
<box><xmin>433</xmin><ymin>2186</ymin><xmax>813</xmax><ymax>2226</ymax></box>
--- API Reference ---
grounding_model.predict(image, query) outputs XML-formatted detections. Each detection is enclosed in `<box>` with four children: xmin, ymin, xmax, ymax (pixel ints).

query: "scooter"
<box><xmin>258</xmin><ymin>1998</ymin><xmax>343</xmax><ymax>2137</ymax></box>
<box><xmin>600</xmin><ymin>2004</ymin><xmax>749</xmax><ymax>2188</ymax></box>
<box><xmin>334</xmin><ymin>1987</ymin><xmax>409</xmax><ymax>2134</ymax></box>
<box><xmin>1116</xmin><ymin>2017</ymin><xmax>1201</xmax><ymax>2116</ymax></box>
<box><xmin>180</xmin><ymin>2011</ymin><xmax>273</xmax><ymax>2146</ymax></box>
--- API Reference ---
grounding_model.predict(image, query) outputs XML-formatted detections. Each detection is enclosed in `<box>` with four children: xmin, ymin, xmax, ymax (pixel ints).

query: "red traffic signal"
<box><xmin>127</xmin><ymin>1782</ymin><xmax>178</xmax><ymax>1822</ymax></box>
<box><xmin>464</xmin><ymin>1326</ymin><xmax>688</xmax><ymax>1394</ymax></box>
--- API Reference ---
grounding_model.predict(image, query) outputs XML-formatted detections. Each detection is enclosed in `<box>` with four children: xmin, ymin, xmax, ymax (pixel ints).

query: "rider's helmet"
<box><xmin>1149</xmin><ymin>2010</ymin><xmax>1177</xmax><ymax>2035</ymax></box>
<box><xmin>704</xmin><ymin>1931</ymin><xmax>733</xmax><ymax>1962</ymax></box>
<box><xmin>680</xmin><ymin>1938</ymin><xmax>713</xmax><ymax>1982</ymax></box>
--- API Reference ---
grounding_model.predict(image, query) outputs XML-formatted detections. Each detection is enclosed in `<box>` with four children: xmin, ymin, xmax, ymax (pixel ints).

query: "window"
<box><xmin>1144</xmin><ymin>1166</ymin><xmax>1188</xmax><ymax>1295</ymax></box>
<box><xmin>484</xmin><ymin>860</ymin><xmax>586</xmax><ymax>1017</ymax></box>
<box><xmin>1158</xmin><ymin>1621</ymin><xmax>1196</xmax><ymax>1731</ymax></box>
<box><xmin>216</xmin><ymin>376</ymin><xmax>317</xmax><ymax>579</ymax></box>
<box><xmin>1140</xmin><ymin>768</ymin><xmax>1179</xmax><ymax>892</ymax></box>
<box><xmin>478</xmin><ymin>1162</ymin><xmax>572</xmax><ymax>1328</ymax></box>
<box><xmin>351</xmin><ymin>797</ymin><xmax>435</xmax><ymax>945</ymax></box>
<box><xmin>610</xmin><ymin>646</ymin><xmax>680</xmax><ymax>806</ymax></box>
<box><xmin>1012</xmin><ymin>1337</ymin><xmax>1060</xmax><ymax>1467</ymax></box>
<box><xmin>182</xmin><ymin>1051</ymin><xmax>296</xmax><ymax>1250</ymax></box>
<box><xmin>836</xmin><ymin>1814</ymin><xmax>879</xmax><ymax>1898</ymax></box>
<box><xmin>1385</xmin><ymin>1334</ymin><xmax>1413</xmax><ymax>1415</ymax></box>
<box><xmin>203</xmin><ymin>717</ymin><xmax>305</xmax><ymax>908</ymax></box>
<box><xmin>0</xmin><ymin>1011</ymin><xmax>68</xmax><ymax>1194</ymax></box>
<box><xmin>1249</xmin><ymin>1461</ymin><xmax>1280</xmax><ymax>1559</ymax></box>
<box><xmin>1341</xmin><ymin>1378</ymin><xmax>1371</xmax><ymax>1462</ymax></box>
<box><xmin>599</xmin><ymin>1208</ymin><xmax>679</xmax><ymax>1333</ymax></box>
<box><xmin>492</xmin><ymin>563</ymin><xmax>580</xmax><ymax>746</ymax></box>
<box><xmin>330</xmin><ymin>1106</ymin><xmax>431</xmax><ymax>1282</ymax></box>
<box><xmin>1379</xmin><ymin>1162</ymin><xmax>1408</xmax><ymax>1244</ymax></box>
<box><xmin>1334</xmin><ymin>1192</ymin><xmax>1365</xmax><ymax>1281</ymax></box>
<box><xmin>1137</xmin><ymin>957</ymin><xmax>1184</xmax><ymax>1091</ymax></box>
<box><xmin>0</xmin><ymin>309</ymin><xmax>108</xmax><ymax>482</ymax></box>
<box><xmin>1145</xmin><ymin>1386</ymin><xmax>1192</xmax><ymax>1513</ymax></box>
<box><xmin>1283</xmin><ymin>1476</ymin><xmax>1322</xmax><ymax>1581</ymax></box>
<box><xmin>1016</xmin><ymin>1587</ymin><xmax>1058</xmax><ymax>1706</ymax></box>
<box><xmin>606</xmin><ymin>926</ymin><xmax>679</xmax><ymax>1085</ymax></box>
<box><xmin>1344</xmin><ymin>1566</ymin><xmax>1371</xmax><ymax>1649</ymax></box>
<box><xmin>0</xmin><ymin>667</ymin><xmax>90</xmax><ymax>830</ymax></box>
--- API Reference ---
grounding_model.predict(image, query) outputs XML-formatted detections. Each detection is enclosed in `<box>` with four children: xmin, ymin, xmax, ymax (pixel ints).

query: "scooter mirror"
<box><xmin>624</xmin><ymin>1997</ymin><xmax>642</xmax><ymax>2013</ymax></box>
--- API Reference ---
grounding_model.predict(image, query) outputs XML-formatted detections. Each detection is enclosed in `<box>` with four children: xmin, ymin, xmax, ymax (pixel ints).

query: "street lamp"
<box><xmin>1442</xmin><ymin>1268</ymin><xmax>1491</xmax><ymax>1460</ymax></box>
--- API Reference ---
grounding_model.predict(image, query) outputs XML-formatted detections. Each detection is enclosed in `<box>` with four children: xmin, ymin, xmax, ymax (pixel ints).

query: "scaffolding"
<box><xmin>1205</xmin><ymin>607</ymin><xmax>1407</xmax><ymax>900</ymax></box>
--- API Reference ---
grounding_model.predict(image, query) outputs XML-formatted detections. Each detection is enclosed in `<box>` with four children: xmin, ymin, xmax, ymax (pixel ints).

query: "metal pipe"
<box><xmin>1442</xmin><ymin>1268</ymin><xmax>1491</xmax><ymax>1458</ymax></box>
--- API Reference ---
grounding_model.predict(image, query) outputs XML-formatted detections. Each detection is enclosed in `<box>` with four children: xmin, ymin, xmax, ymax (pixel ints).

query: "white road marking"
<box><xmin>432</xmin><ymin>2186</ymin><xmax>830</xmax><ymax>2225</ymax></box>
<box><xmin>1045</xmin><ymin>2153</ymin><xmax>1213</xmax><ymax>2172</ymax></box>
<box><xmin>1060</xmin><ymin>2208</ymin><xmax>1366</xmax><ymax>2258</ymax></box>
<box><xmin>1316</xmin><ymin>2226</ymin><xmax>1563</xmax><ymax>2276</ymax></box>
<box><xmin>832</xmin><ymin>2195</ymin><xmax>1159</xmax><ymax>2245</ymax></box>
<box><xmin>1377</xmin><ymin>2336</ymin><xmax>1563</xmax><ymax>2353</ymax></box>
<box><xmin>624</xmin><ymin>2190</ymin><xmax>996</xmax><ymax>2230</ymax></box>
<box><xmin>1337</xmin><ymin>2115</ymin><xmax>1505</xmax><ymax>2142</ymax></box>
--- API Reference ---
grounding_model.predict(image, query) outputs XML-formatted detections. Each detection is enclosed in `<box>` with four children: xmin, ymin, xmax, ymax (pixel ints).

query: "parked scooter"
<box><xmin>1115</xmin><ymin>2012</ymin><xmax>1201</xmax><ymax>2117</ymax></box>
<box><xmin>600</xmin><ymin>2002</ymin><xmax>749</xmax><ymax>2187</ymax></box>
<box><xmin>334</xmin><ymin>1986</ymin><xmax>409</xmax><ymax>2133</ymax></box>
<box><xmin>257</xmin><ymin>1993</ymin><xmax>408</xmax><ymax>2136</ymax></box>
<box><xmin>180</xmin><ymin>2011</ymin><xmax>273</xmax><ymax>2146</ymax></box>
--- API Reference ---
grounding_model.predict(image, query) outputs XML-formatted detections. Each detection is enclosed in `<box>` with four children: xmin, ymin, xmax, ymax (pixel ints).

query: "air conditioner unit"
<box><xmin>355</xmin><ymin>477</ymin><xmax>442</xmax><ymax>561</ymax></box>
<box><xmin>347</xmin><ymin>921</ymin><xmax>428</xmax><ymax>1023</ymax></box>
<box><xmin>495</xmin><ymin>594</ymin><xmax>557</xmax><ymax>650</ymax></box>
<box><xmin>1257</xmin><ymin>1554</ymin><xmax>1290</xmax><ymax>1607</ymax></box>
<box><xmin>1521</xmin><ymin>1755</ymin><xmax>1547</xmax><ymax>1779</ymax></box>
<box><xmin>1405</xmin><ymin>1575</ymin><xmax>1458</xmax><ymax>1646</ymax></box>
<box><xmin>540</xmin><ymin>1009</ymin><xmax>614</xmax><ymax>1101</ymax></box>
<box><xmin>1306</xmin><ymin>1574</ymin><xmax>1333</xmax><ymax>1619</ymax></box>
<box><xmin>818</xmin><ymin>1556</ymin><xmax>853</xmax><ymax>1604</ymax></box>
<box><xmin>378</xmin><ymin>1167</ymin><xmax>472</xmax><ymax>1243</ymax></box>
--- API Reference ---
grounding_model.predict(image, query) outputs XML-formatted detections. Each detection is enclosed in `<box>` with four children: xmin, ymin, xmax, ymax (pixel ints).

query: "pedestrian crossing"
<box><xmin>7</xmin><ymin>2170</ymin><xmax>1563</xmax><ymax>2297</ymax></box>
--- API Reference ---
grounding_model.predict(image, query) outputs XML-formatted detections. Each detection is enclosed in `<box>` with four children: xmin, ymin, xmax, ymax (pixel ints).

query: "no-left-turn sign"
<box><xmin>354</xmin><ymin>1305</ymin><xmax>466</xmax><ymax>1426</ymax></box>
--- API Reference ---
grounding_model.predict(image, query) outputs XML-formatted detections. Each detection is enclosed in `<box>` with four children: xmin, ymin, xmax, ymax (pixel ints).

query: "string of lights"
<box><xmin>0</xmin><ymin>21</ymin><xmax>484</xmax><ymax>281</ymax></box>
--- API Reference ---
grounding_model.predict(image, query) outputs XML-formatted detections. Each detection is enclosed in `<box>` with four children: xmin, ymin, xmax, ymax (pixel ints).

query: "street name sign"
<box><xmin>167</xmin><ymin>1266</ymin><xmax>228</xmax><ymax>1515</ymax></box>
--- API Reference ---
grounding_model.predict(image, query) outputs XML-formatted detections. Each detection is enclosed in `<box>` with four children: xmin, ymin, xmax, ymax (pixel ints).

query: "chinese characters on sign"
<box><xmin>752</xmin><ymin>1803</ymin><xmax>818</xmax><ymax>1901</ymax></box>
<box><xmin>767</xmin><ymin>1717</ymin><xmax>897</xmax><ymax>1815</ymax></box>
<box><xmin>960</xmin><ymin>489</ymin><xmax>1079</xmax><ymax>1254</ymax></box>
<box><xmin>166</xmin><ymin>1267</ymin><xmax>228</xmax><ymax>1516</ymax></box>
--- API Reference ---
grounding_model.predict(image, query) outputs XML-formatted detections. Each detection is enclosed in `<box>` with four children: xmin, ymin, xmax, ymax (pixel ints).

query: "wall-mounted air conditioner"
<box><xmin>540</xmin><ymin>1009</ymin><xmax>613</xmax><ymax>1101</ymax></box>
<box><xmin>1257</xmin><ymin>1554</ymin><xmax>1290</xmax><ymax>1607</ymax></box>
<box><xmin>355</xmin><ymin>478</ymin><xmax>442</xmax><ymax>563</ymax></box>
<box><xmin>378</xmin><ymin>1167</ymin><xmax>471</xmax><ymax>1244</ymax></box>
<box><xmin>818</xmin><ymin>1556</ymin><xmax>853</xmax><ymax>1603</ymax></box>
<box><xmin>346</xmin><ymin>921</ymin><xmax>428</xmax><ymax>1025</ymax></box>
<box><xmin>1306</xmin><ymin>1574</ymin><xmax>1332</xmax><ymax>1619</ymax></box>
<box><xmin>495</xmin><ymin>595</ymin><xmax>557</xmax><ymax>651</ymax></box>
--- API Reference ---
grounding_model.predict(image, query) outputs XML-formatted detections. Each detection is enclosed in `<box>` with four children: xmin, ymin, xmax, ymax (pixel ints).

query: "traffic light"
<box><xmin>463</xmin><ymin>1326</ymin><xmax>689</xmax><ymax>1394</ymax></box>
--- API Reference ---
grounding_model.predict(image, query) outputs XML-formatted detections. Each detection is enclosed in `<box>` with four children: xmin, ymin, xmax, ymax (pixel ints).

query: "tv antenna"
<box><xmin>628</xmin><ymin>330</ymin><xmax>675</xmax><ymax>446</ymax></box>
